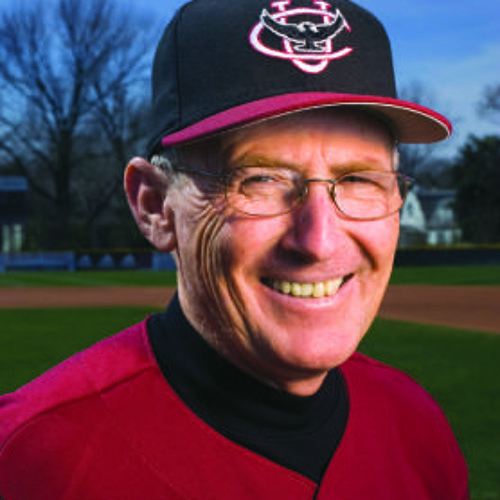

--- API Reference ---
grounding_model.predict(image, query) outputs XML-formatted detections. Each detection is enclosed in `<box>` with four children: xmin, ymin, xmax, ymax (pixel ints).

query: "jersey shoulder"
<box><xmin>343</xmin><ymin>351</ymin><xmax>450</xmax><ymax>422</ymax></box>
<box><xmin>0</xmin><ymin>320</ymin><xmax>153</xmax><ymax>449</ymax></box>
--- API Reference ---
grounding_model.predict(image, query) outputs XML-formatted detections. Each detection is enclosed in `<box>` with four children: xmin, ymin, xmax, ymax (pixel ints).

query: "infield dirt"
<box><xmin>1</xmin><ymin>285</ymin><xmax>499</xmax><ymax>334</ymax></box>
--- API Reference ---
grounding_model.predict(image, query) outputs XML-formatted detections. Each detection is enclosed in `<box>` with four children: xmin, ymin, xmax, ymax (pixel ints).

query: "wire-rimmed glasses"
<box><xmin>176</xmin><ymin>166</ymin><xmax>413</xmax><ymax>221</ymax></box>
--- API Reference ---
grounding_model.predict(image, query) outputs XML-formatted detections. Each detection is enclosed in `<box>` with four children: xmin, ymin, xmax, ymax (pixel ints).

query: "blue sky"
<box><xmin>2</xmin><ymin>0</ymin><xmax>499</xmax><ymax>157</ymax></box>
<box><xmin>358</xmin><ymin>0</ymin><xmax>499</xmax><ymax>153</ymax></box>
<box><xmin>135</xmin><ymin>0</ymin><xmax>500</xmax><ymax>157</ymax></box>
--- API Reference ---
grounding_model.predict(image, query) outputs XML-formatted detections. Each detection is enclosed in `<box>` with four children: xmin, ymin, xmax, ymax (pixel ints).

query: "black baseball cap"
<box><xmin>148</xmin><ymin>0</ymin><xmax>451</xmax><ymax>155</ymax></box>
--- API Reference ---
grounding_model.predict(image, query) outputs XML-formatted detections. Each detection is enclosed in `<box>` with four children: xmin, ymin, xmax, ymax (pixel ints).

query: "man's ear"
<box><xmin>124</xmin><ymin>157</ymin><xmax>177</xmax><ymax>252</ymax></box>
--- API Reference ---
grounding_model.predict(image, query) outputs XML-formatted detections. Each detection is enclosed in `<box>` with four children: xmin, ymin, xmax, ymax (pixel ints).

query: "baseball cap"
<box><xmin>148</xmin><ymin>0</ymin><xmax>451</xmax><ymax>155</ymax></box>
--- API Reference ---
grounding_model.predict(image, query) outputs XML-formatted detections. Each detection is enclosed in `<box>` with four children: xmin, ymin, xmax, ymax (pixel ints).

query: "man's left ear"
<box><xmin>124</xmin><ymin>157</ymin><xmax>177</xmax><ymax>252</ymax></box>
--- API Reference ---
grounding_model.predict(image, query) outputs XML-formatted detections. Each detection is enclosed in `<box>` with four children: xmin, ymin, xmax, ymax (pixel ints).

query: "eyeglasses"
<box><xmin>176</xmin><ymin>166</ymin><xmax>413</xmax><ymax>221</ymax></box>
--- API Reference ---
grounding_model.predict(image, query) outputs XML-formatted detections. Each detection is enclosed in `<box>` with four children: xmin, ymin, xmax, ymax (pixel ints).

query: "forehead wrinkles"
<box><xmin>229</xmin><ymin>132</ymin><xmax>394</xmax><ymax>176</ymax></box>
<box><xmin>225</xmin><ymin>110</ymin><xmax>395</xmax><ymax>166</ymax></box>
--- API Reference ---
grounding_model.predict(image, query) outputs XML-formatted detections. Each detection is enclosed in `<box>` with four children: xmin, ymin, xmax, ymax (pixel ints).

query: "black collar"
<box><xmin>148</xmin><ymin>293</ymin><xmax>348</xmax><ymax>482</ymax></box>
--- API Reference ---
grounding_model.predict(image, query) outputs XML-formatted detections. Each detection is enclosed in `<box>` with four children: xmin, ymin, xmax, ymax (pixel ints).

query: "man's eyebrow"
<box><xmin>230</xmin><ymin>153</ymin><xmax>390</xmax><ymax>174</ymax></box>
<box><xmin>229</xmin><ymin>154</ymin><xmax>296</xmax><ymax>170</ymax></box>
<box><xmin>332</xmin><ymin>160</ymin><xmax>389</xmax><ymax>175</ymax></box>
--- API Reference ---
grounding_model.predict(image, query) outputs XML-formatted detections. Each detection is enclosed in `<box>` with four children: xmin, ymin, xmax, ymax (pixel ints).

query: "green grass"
<box><xmin>360</xmin><ymin>320</ymin><xmax>500</xmax><ymax>499</ymax></box>
<box><xmin>0</xmin><ymin>270</ymin><xmax>177</xmax><ymax>288</ymax></box>
<box><xmin>1</xmin><ymin>265</ymin><xmax>500</xmax><ymax>288</ymax></box>
<box><xmin>390</xmin><ymin>265</ymin><xmax>500</xmax><ymax>286</ymax></box>
<box><xmin>0</xmin><ymin>306</ymin><xmax>498</xmax><ymax>498</ymax></box>
<box><xmin>0</xmin><ymin>306</ymin><xmax>162</xmax><ymax>391</ymax></box>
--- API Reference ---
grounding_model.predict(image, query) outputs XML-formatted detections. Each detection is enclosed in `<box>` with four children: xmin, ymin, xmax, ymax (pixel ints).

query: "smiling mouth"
<box><xmin>262</xmin><ymin>275</ymin><xmax>352</xmax><ymax>298</ymax></box>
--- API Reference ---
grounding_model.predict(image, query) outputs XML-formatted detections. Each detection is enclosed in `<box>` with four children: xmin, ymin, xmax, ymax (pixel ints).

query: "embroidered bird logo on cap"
<box><xmin>260</xmin><ymin>8</ymin><xmax>348</xmax><ymax>53</ymax></box>
<box><xmin>249</xmin><ymin>0</ymin><xmax>353</xmax><ymax>74</ymax></box>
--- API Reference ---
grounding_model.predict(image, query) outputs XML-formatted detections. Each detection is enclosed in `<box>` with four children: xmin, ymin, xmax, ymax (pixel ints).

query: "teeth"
<box><xmin>271</xmin><ymin>278</ymin><xmax>344</xmax><ymax>298</ymax></box>
<box><xmin>313</xmin><ymin>282</ymin><xmax>325</xmax><ymax>298</ymax></box>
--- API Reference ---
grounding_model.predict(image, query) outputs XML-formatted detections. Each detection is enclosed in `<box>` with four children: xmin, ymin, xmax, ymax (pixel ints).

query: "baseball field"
<box><xmin>0</xmin><ymin>266</ymin><xmax>499</xmax><ymax>498</ymax></box>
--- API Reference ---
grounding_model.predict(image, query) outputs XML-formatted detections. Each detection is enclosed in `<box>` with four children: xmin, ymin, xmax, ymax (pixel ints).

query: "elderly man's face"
<box><xmin>168</xmin><ymin>109</ymin><xmax>399</xmax><ymax>395</ymax></box>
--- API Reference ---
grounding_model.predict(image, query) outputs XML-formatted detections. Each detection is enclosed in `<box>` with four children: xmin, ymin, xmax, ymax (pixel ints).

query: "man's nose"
<box><xmin>282</xmin><ymin>181</ymin><xmax>349</xmax><ymax>261</ymax></box>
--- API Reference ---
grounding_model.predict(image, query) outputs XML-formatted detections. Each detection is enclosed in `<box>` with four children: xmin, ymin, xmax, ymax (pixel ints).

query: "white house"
<box><xmin>399</xmin><ymin>187</ymin><xmax>462</xmax><ymax>247</ymax></box>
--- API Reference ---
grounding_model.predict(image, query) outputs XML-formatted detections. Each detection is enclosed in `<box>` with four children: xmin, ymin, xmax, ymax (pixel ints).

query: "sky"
<box><xmin>2</xmin><ymin>0</ymin><xmax>499</xmax><ymax>158</ymax></box>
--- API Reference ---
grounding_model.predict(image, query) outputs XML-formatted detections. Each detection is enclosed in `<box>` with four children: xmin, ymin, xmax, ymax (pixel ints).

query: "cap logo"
<box><xmin>249</xmin><ymin>1</ymin><xmax>353</xmax><ymax>74</ymax></box>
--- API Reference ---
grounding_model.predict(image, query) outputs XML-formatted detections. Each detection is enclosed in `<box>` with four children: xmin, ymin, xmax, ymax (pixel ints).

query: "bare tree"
<box><xmin>397</xmin><ymin>81</ymin><xmax>443</xmax><ymax>178</ymax></box>
<box><xmin>0</xmin><ymin>0</ymin><xmax>155</xmax><ymax>249</ymax></box>
<box><xmin>478</xmin><ymin>83</ymin><xmax>500</xmax><ymax>125</ymax></box>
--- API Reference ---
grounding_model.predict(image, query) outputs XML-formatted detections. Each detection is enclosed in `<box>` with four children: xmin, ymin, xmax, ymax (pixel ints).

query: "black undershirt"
<box><xmin>148</xmin><ymin>294</ymin><xmax>348</xmax><ymax>483</ymax></box>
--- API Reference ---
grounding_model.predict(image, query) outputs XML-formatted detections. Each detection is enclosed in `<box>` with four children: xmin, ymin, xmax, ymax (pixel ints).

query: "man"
<box><xmin>0</xmin><ymin>0</ymin><xmax>469</xmax><ymax>499</ymax></box>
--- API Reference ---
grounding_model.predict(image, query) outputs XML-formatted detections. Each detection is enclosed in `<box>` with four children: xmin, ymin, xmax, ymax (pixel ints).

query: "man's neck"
<box><xmin>147</xmin><ymin>293</ymin><xmax>348</xmax><ymax>482</ymax></box>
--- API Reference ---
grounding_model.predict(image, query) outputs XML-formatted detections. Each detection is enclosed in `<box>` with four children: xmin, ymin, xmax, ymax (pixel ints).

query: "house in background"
<box><xmin>399</xmin><ymin>189</ymin><xmax>427</xmax><ymax>247</ymax></box>
<box><xmin>0</xmin><ymin>177</ymin><xmax>28</xmax><ymax>253</ymax></box>
<box><xmin>399</xmin><ymin>187</ymin><xmax>462</xmax><ymax>247</ymax></box>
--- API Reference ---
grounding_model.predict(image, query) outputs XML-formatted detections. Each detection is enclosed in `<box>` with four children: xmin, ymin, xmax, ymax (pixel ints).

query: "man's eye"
<box><xmin>241</xmin><ymin>174</ymin><xmax>278</xmax><ymax>185</ymax></box>
<box><xmin>342</xmin><ymin>174</ymin><xmax>375</xmax><ymax>184</ymax></box>
<box><xmin>236</xmin><ymin>175</ymin><xmax>282</xmax><ymax>198</ymax></box>
<box><xmin>341</xmin><ymin>174</ymin><xmax>386</xmax><ymax>188</ymax></box>
<box><xmin>232</xmin><ymin>168</ymin><xmax>292</xmax><ymax>192</ymax></box>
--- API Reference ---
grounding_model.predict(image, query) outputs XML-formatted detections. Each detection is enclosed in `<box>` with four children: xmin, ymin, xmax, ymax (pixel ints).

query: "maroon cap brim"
<box><xmin>161</xmin><ymin>92</ymin><xmax>452</xmax><ymax>147</ymax></box>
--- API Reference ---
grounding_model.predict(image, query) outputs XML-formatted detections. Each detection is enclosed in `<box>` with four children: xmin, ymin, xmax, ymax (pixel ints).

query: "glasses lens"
<box><xmin>226</xmin><ymin>167</ymin><xmax>299</xmax><ymax>216</ymax></box>
<box><xmin>334</xmin><ymin>171</ymin><xmax>408</xmax><ymax>220</ymax></box>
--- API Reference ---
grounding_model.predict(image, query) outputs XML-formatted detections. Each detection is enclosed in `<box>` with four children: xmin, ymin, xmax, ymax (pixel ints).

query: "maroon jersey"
<box><xmin>0</xmin><ymin>322</ymin><xmax>468</xmax><ymax>499</ymax></box>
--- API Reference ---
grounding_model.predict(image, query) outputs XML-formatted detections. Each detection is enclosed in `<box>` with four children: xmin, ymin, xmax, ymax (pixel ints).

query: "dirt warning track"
<box><xmin>379</xmin><ymin>285</ymin><xmax>500</xmax><ymax>334</ymax></box>
<box><xmin>0</xmin><ymin>285</ymin><xmax>499</xmax><ymax>334</ymax></box>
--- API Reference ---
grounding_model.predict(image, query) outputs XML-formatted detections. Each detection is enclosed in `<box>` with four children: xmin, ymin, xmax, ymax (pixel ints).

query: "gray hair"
<box><xmin>150</xmin><ymin>148</ymin><xmax>180</xmax><ymax>175</ymax></box>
